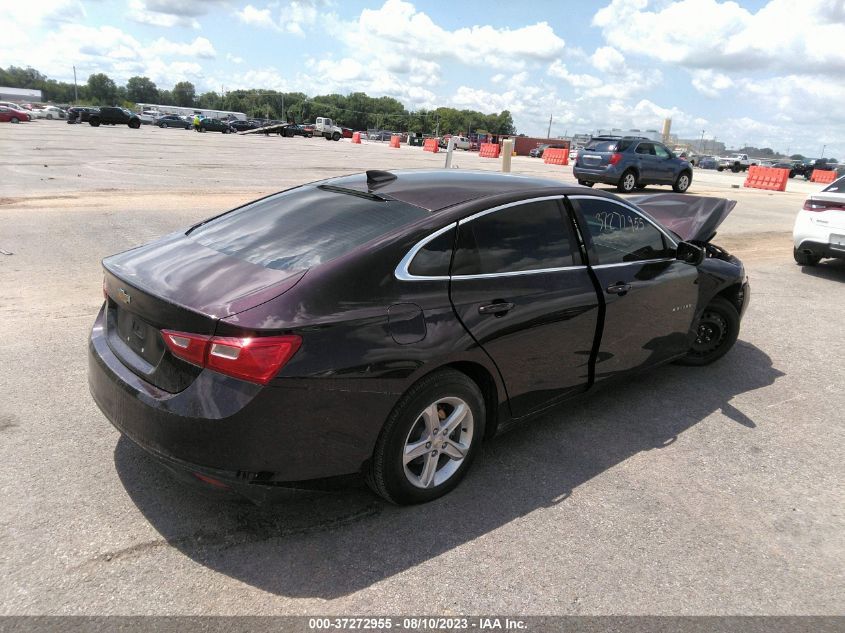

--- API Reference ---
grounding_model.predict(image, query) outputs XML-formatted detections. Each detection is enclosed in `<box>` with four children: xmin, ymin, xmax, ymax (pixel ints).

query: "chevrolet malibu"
<box><xmin>89</xmin><ymin>170</ymin><xmax>750</xmax><ymax>504</ymax></box>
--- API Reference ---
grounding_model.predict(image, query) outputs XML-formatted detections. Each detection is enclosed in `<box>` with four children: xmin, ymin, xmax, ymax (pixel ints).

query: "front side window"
<box><xmin>574</xmin><ymin>197</ymin><xmax>671</xmax><ymax>265</ymax></box>
<box><xmin>654</xmin><ymin>144</ymin><xmax>672</xmax><ymax>159</ymax></box>
<box><xmin>452</xmin><ymin>199</ymin><xmax>576</xmax><ymax>276</ymax></box>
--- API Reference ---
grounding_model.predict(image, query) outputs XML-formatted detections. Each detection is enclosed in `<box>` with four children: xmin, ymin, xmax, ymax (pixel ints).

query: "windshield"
<box><xmin>189</xmin><ymin>185</ymin><xmax>428</xmax><ymax>272</ymax></box>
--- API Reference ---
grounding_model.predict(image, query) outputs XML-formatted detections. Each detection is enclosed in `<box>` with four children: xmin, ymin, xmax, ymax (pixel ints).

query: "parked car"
<box><xmin>155</xmin><ymin>114</ymin><xmax>191</xmax><ymax>129</ymax></box>
<box><xmin>793</xmin><ymin>175</ymin><xmax>845</xmax><ymax>265</ymax></box>
<box><xmin>22</xmin><ymin>106</ymin><xmax>47</xmax><ymax>119</ymax></box>
<box><xmin>0</xmin><ymin>106</ymin><xmax>31</xmax><ymax>123</ymax></box>
<box><xmin>88</xmin><ymin>107</ymin><xmax>141</xmax><ymax>129</ymax></box>
<box><xmin>797</xmin><ymin>158</ymin><xmax>837</xmax><ymax>180</ymax></box>
<box><xmin>280</xmin><ymin>124</ymin><xmax>313</xmax><ymax>138</ymax></box>
<box><xmin>716</xmin><ymin>154</ymin><xmax>757</xmax><ymax>172</ymax></box>
<box><xmin>574</xmin><ymin>136</ymin><xmax>693</xmax><ymax>193</ymax></box>
<box><xmin>199</xmin><ymin>118</ymin><xmax>233</xmax><ymax>133</ymax></box>
<box><xmin>697</xmin><ymin>156</ymin><xmax>718</xmax><ymax>170</ymax></box>
<box><xmin>67</xmin><ymin>107</ymin><xmax>99</xmax><ymax>124</ymax></box>
<box><xmin>771</xmin><ymin>161</ymin><xmax>798</xmax><ymax>178</ymax></box>
<box><xmin>89</xmin><ymin>169</ymin><xmax>749</xmax><ymax>505</ymax></box>
<box><xmin>228</xmin><ymin>119</ymin><xmax>257</xmax><ymax>132</ymax></box>
<box><xmin>135</xmin><ymin>112</ymin><xmax>154</xmax><ymax>125</ymax></box>
<box><xmin>34</xmin><ymin>105</ymin><xmax>66</xmax><ymax>119</ymax></box>
<box><xmin>529</xmin><ymin>143</ymin><xmax>568</xmax><ymax>158</ymax></box>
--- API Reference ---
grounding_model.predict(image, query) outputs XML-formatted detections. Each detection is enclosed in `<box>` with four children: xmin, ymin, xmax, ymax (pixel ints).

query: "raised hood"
<box><xmin>102</xmin><ymin>231</ymin><xmax>305</xmax><ymax>319</ymax></box>
<box><xmin>629</xmin><ymin>194</ymin><xmax>736</xmax><ymax>243</ymax></box>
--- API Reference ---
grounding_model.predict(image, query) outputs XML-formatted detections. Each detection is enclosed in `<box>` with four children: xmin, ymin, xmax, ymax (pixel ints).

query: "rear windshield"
<box><xmin>585</xmin><ymin>140</ymin><xmax>618</xmax><ymax>152</ymax></box>
<box><xmin>189</xmin><ymin>185</ymin><xmax>428</xmax><ymax>271</ymax></box>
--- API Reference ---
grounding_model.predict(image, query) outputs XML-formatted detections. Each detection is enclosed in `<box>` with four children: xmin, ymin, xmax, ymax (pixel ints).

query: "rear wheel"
<box><xmin>366</xmin><ymin>369</ymin><xmax>484</xmax><ymax>505</ymax></box>
<box><xmin>793</xmin><ymin>248</ymin><xmax>821</xmax><ymax>266</ymax></box>
<box><xmin>676</xmin><ymin>297</ymin><xmax>739</xmax><ymax>366</ymax></box>
<box><xmin>673</xmin><ymin>171</ymin><xmax>692</xmax><ymax>193</ymax></box>
<box><xmin>89</xmin><ymin>119</ymin><xmax>100</xmax><ymax>127</ymax></box>
<box><xmin>617</xmin><ymin>169</ymin><xmax>638</xmax><ymax>193</ymax></box>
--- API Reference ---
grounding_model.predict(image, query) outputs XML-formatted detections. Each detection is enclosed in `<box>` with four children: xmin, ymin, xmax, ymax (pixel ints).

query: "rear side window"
<box><xmin>452</xmin><ymin>200</ymin><xmax>576</xmax><ymax>276</ymax></box>
<box><xmin>635</xmin><ymin>142</ymin><xmax>655</xmax><ymax>155</ymax></box>
<box><xmin>822</xmin><ymin>176</ymin><xmax>845</xmax><ymax>192</ymax></box>
<box><xmin>190</xmin><ymin>186</ymin><xmax>428</xmax><ymax>272</ymax></box>
<box><xmin>575</xmin><ymin>198</ymin><xmax>671</xmax><ymax>265</ymax></box>
<box><xmin>408</xmin><ymin>227</ymin><xmax>455</xmax><ymax>277</ymax></box>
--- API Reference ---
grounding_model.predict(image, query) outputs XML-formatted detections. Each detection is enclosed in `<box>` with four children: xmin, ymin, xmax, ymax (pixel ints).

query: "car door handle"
<box><xmin>478</xmin><ymin>302</ymin><xmax>515</xmax><ymax>315</ymax></box>
<box><xmin>606</xmin><ymin>283</ymin><xmax>631</xmax><ymax>295</ymax></box>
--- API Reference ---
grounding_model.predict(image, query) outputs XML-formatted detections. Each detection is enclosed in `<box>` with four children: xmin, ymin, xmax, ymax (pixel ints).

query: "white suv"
<box><xmin>793</xmin><ymin>175</ymin><xmax>845</xmax><ymax>265</ymax></box>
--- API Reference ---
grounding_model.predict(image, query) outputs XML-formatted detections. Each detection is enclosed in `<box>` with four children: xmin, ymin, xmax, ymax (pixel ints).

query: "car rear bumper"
<box><xmin>88</xmin><ymin>305</ymin><xmax>395</xmax><ymax>492</ymax></box>
<box><xmin>572</xmin><ymin>165</ymin><xmax>623</xmax><ymax>184</ymax></box>
<box><xmin>795</xmin><ymin>239</ymin><xmax>845</xmax><ymax>259</ymax></box>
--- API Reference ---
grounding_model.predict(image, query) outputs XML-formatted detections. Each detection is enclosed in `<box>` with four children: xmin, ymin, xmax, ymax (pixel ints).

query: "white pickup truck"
<box><xmin>717</xmin><ymin>153</ymin><xmax>758</xmax><ymax>172</ymax></box>
<box><xmin>314</xmin><ymin>117</ymin><xmax>343</xmax><ymax>141</ymax></box>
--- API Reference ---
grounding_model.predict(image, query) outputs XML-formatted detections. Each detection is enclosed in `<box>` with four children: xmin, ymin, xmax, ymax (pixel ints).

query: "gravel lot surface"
<box><xmin>1</xmin><ymin>122</ymin><xmax>842</xmax><ymax>615</ymax></box>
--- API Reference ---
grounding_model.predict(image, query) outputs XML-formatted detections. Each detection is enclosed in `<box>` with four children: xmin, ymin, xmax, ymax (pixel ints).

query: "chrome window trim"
<box><xmin>394</xmin><ymin>223</ymin><xmax>456</xmax><ymax>281</ymax></box>
<box><xmin>457</xmin><ymin>195</ymin><xmax>566</xmax><ymax>225</ymax></box>
<box><xmin>568</xmin><ymin>194</ymin><xmax>679</xmax><ymax>248</ymax></box>
<box><xmin>451</xmin><ymin>265</ymin><xmax>587</xmax><ymax>281</ymax></box>
<box><xmin>591</xmin><ymin>258</ymin><xmax>675</xmax><ymax>269</ymax></box>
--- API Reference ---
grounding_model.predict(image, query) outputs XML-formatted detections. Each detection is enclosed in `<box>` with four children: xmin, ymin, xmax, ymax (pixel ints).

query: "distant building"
<box><xmin>0</xmin><ymin>87</ymin><xmax>42</xmax><ymax>103</ymax></box>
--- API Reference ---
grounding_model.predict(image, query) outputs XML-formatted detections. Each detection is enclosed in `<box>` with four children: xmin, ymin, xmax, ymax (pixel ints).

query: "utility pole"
<box><xmin>73</xmin><ymin>65</ymin><xmax>78</xmax><ymax>102</ymax></box>
<box><xmin>699</xmin><ymin>129</ymin><xmax>705</xmax><ymax>153</ymax></box>
<box><xmin>547</xmin><ymin>113</ymin><xmax>552</xmax><ymax>139</ymax></box>
<box><xmin>821</xmin><ymin>144</ymin><xmax>826</xmax><ymax>158</ymax></box>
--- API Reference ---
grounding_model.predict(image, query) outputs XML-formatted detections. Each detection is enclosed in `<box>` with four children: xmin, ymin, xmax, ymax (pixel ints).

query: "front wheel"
<box><xmin>332</xmin><ymin>132</ymin><xmax>341</xmax><ymax>141</ymax></box>
<box><xmin>617</xmin><ymin>169</ymin><xmax>638</xmax><ymax>193</ymax></box>
<box><xmin>366</xmin><ymin>369</ymin><xmax>485</xmax><ymax>505</ymax></box>
<box><xmin>129</xmin><ymin>120</ymin><xmax>140</xmax><ymax>129</ymax></box>
<box><xmin>793</xmin><ymin>248</ymin><xmax>821</xmax><ymax>266</ymax></box>
<box><xmin>89</xmin><ymin>119</ymin><xmax>100</xmax><ymax>127</ymax></box>
<box><xmin>159</xmin><ymin>122</ymin><xmax>167</xmax><ymax>128</ymax></box>
<box><xmin>673</xmin><ymin>171</ymin><xmax>692</xmax><ymax>193</ymax></box>
<box><xmin>11</xmin><ymin>117</ymin><xmax>19</xmax><ymax>124</ymax></box>
<box><xmin>676</xmin><ymin>297</ymin><xmax>740</xmax><ymax>366</ymax></box>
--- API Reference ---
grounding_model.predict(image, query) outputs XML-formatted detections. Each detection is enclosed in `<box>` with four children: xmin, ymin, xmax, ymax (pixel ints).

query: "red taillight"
<box><xmin>803</xmin><ymin>199</ymin><xmax>845</xmax><ymax>212</ymax></box>
<box><xmin>161</xmin><ymin>330</ymin><xmax>301</xmax><ymax>385</ymax></box>
<box><xmin>162</xmin><ymin>330</ymin><xmax>211</xmax><ymax>367</ymax></box>
<box><xmin>608</xmin><ymin>152</ymin><xmax>623</xmax><ymax>166</ymax></box>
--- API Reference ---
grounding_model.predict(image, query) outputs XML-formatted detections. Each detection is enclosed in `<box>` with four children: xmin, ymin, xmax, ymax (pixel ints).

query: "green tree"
<box><xmin>86</xmin><ymin>73</ymin><xmax>117</xmax><ymax>105</ymax></box>
<box><xmin>126</xmin><ymin>76</ymin><xmax>159</xmax><ymax>104</ymax></box>
<box><xmin>790</xmin><ymin>154</ymin><xmax>805</xmax><ymax>160</ymax></box>
<box><xmin>172</xmin><ymin>81</ymin><xmax>196</xmax><ymax>107</ymax></box>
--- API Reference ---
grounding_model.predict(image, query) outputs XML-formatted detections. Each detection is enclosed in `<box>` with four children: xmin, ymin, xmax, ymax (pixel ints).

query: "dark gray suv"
<box><xmin>573</xmin><ymin>136</ymin><xmax>693</xmax><ymax>193</ymax></box>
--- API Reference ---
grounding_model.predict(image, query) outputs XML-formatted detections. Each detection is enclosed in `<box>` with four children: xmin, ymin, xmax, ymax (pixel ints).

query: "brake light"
<box><xmin>162</xmin><ymin>330</ymin><xmax>301</xmax><ymax>385</ymax></box>
<box><xmin>608</xmin><ymin>152</ymin><xmax>623</xmax><ymax>166</ymax></box>
<box><xmin>803</xmin><ymin>199</ymin><xmax>845</xmax><ymax>212</ymax></box>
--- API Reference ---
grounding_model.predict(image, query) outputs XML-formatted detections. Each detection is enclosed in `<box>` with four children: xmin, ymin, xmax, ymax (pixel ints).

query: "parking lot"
<box><xmin>1</xmin><ymin>122</ymin><xmax>843</xmax><ymax>615</ymax></box>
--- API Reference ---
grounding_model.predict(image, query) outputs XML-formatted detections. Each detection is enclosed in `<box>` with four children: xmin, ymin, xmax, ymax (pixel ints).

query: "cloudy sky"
<box><xmin>2</xmin><ymin>0</ymin><xmax>842</xmax><ymax>157</ymax></box>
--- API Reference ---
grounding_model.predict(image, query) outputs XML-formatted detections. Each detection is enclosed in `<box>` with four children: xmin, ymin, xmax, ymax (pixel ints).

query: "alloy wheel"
<box><xmin>403</xmin><ymin>396</ymin><xmax>474</xmax><ymax>489</ymax></box>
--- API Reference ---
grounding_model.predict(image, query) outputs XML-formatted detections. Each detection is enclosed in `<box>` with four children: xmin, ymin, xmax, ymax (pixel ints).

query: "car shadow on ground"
<box><xmin>799</xmin><ymin>259</ymin><xmax>845</xmax><ymax>281</ymax></box>
<box><xmin>115</xmin><ymin>340</ymin><xmax>782</xmax><ymax>598</ymax></box>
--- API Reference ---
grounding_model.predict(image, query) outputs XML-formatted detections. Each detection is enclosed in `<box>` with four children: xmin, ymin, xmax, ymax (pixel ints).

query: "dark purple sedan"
<box><xmin>89</xmin><ymin>170</ymin><xmax>749</xmax><ymax>504</ymax></box>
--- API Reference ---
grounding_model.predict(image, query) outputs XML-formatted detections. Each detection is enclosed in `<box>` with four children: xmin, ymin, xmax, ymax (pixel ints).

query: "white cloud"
<box><xmin>226</xmin><ymin>53</ymin><xmax>244</xmax><ymax>64</ymax></box>
<box><xmin>237</xmin><ymin>1</ymin><xmax>331</xmax><ymax>36</ymax></box>
<box><xmin>592</xmin><ymin>0</ymin><xmax>845</xmax><ymax>75</ymax></box>
<box><xmin>547</xmin><ymin>61</ymin><xmax>603</xmax><ymax>89</ymax></box>
<box><xmin>128</xmin><ymin>0</ymin><xmax>229</xmax><ymax>28</ymax></box>
<box><xmin>690</xmin><ymin>69</ymin><xmax>735</xmax><ymax>97</ymax></box>
<box><xmin>150</xmin><ymin>37</ymin><xmax>216</xmax><ymax>59</ymax></box>
<box><xmin>590</xmin><ymin>46</ymin><xmax>625</xmax><ymax>73</ymax></box>
<box><xmin>338</xmin><ymin>0</ymin><xmax>566</xmax><ymax>71</ymax></box>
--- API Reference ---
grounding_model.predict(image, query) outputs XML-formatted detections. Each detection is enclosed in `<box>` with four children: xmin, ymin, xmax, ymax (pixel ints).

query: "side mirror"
<box><xmin>676</xmin><ymin>241</ymin><xmax>705</xmax><ymax>266</ymax></box>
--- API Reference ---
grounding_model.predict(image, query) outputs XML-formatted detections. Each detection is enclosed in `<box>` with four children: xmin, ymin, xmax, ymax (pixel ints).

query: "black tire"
<box><xmin>676</xmin><ymin>297</ymin><xmax>740</xmax><ymax>366</ymax></box>
<box><xmin>617</xmin><ymin>169</ymin><xmax>638</xmax><ymax>193</ymax></box>
<box><xmin>89</xmin><ymin>119</ymin><xmax>100</xmax><ymax>127</ymax></box>
<box><xmin>717</xmin><ymin>166</ymin><xmax>723</xmax><ymax>172</ymax></box>
<box><xmin>673</xmin><ymin>171</ymin><xmax>692</xmax><ymax>193</ymax></box>
<box><xmin>577</xmin><ymin>180</ymin><xmax>594</xmax><ymax>188</ymax></box>
<box><xmin>159</xmin><ymin>122</ymin><xmax>167</xmax><ymax>128</ymax></box>
<box><xmin>332</xmin><ymin>132</ymin><xmax>341</xmax><ymax>141</ymax></box>
<box><xmin>129</xmin><ymin>119</ymin><xmax>140</xmax><ymax>129</ymax></box>
<box><xmin>793</xmin><ymin>248</ymin><xmax>821</xmax><ymax>266</ymax></box>
<box><xmin>11</xmin><ymin>117</ymin><xmax>19</xmax><ymax>124</ymax></box>
<box><xmin>365</xmin><ymin>369</ymin><xmax>485</xmax><ymax>505</ymax></box>
<box><xmin>46</xmin><ymin>114</ymin><xmax>53</xmax><ymax>120</ymax></box>
<box><xmin>731</xmin><ymin>164</ymin><xmax>740</xmax><ymax>173</ymax></box>
<box><xmin>306</xmin><ymin>133</ymin><xmax>313</xmax><ymax>138</ymax></box>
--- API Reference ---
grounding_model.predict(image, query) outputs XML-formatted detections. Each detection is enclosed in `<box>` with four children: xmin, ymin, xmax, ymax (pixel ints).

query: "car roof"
<box><xmin>322</xmin><ymin>169</ymin><xmax>580</xmax><ymax>212</ymax></box>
